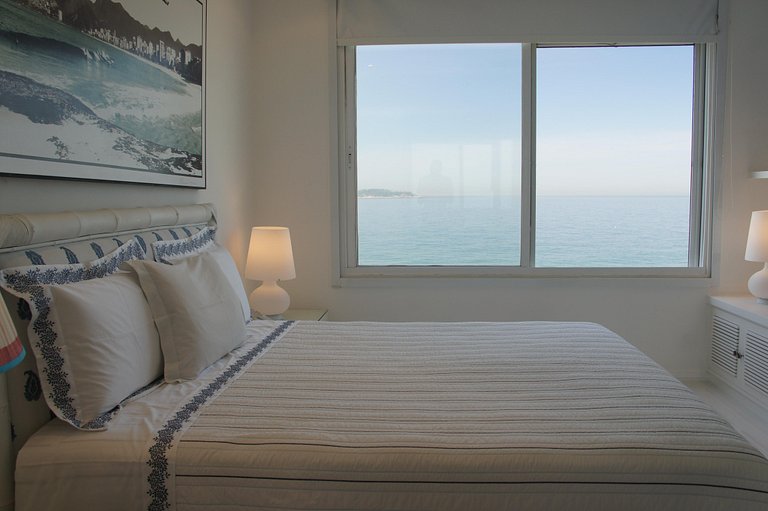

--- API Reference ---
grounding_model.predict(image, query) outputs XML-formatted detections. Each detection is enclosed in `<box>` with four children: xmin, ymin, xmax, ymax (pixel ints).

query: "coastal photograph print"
<box><xmin>0</xmin><ymin>0</ymin><xmax>205</xmax><ymax>188</ymax></box>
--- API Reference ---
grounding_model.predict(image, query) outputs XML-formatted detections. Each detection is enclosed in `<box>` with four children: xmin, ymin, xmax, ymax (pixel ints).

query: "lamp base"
<box><xmin>249</xmin><ymin>281</ymin><xmax>290</xmax><ymax>316</ymax></box>
<box><xmin>748</xmin><ymin>263</ymin><xmax>768</xmax><ymax>303</ymax></box>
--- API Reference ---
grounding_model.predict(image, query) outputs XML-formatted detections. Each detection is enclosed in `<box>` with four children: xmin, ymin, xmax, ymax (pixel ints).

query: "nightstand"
<box><xmin>709</xmin><ymin>295</ymin><xmax>768</xmax><ymax>410</ymax></box>
<box><xmin>281</xmin><ymin>308</ymin><xmax>328</xmax><ymax>321</ymax></box>
<box><xmin>692</xmin><ymin>295</ymin><xmax>768</xmax><ymax>455</ymax></box>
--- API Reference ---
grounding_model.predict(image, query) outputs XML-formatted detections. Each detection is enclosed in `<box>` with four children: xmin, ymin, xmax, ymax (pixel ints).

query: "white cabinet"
<box><xmin>710</xmin><ymin>295</ymin><xmax>768</xmax><ymax>409</ymax></box>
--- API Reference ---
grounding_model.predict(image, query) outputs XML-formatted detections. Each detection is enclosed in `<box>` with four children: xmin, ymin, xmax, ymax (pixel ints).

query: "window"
<box><xmin>535</xmin><ymin>46</ymin><xmax>697</xmax><ymax>268</ymax></box>
<box><xmin>355</xmin><ymin>44</ymin><xmax>522</xmax><ymax>267</ymax></box>
<box><xmin>339</xmin><ymin>43</ymin><xmax>713</xmax><ymax>278</ymax></box>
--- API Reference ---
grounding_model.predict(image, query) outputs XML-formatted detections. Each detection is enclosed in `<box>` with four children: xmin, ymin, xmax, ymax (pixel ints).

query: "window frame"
<box><xmin>336</xmin><ymin>42</ymin><xmax>715</xmax><ymax>280</ymax></box>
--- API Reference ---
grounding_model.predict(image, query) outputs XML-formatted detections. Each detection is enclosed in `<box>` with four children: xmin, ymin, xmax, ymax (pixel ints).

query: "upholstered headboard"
<box><xmin>0</xmin><ymin>204</ymin><xmax>216</xmax><ymax>460</ymax></box>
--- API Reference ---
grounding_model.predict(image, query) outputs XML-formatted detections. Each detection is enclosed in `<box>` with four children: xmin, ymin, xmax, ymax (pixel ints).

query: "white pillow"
<box><xmin>46</xmin><ymin>273</ymin><xmax>162</xmax><ymax>422</ymax></box>
<box><xmin>152</xmin><ymin>229</ymin><xmax>251</xmax><ymax>323</ymax></box>
<box><xmin>129</xmin><ymin>252</ymin><xmax>247</xmax><ymax>382</ymax></box>
<box><xmin>0</xmin><ymin>239</ymin><xmax>152</xmax><ymax>430</ymax></box>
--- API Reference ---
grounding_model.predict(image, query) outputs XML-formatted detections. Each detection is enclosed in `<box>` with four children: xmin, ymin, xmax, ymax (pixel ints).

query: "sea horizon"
<box><xmin>358</xmin><ymin>192</ymin><xmax>689</xmax><ymax>198</ymax></box>
<box><xmin>357</xmin><ymin>195</ymin><xmax>690</xmax><ymax>267</ymax></box>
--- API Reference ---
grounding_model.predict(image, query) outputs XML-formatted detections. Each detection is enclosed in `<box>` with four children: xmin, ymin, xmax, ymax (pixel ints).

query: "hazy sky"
<box><xmin>356</xmin><ymin>44</ymin><xmax>694</xmax><ymax>196</ymax></box>
<box><xmin>115</xmin><ymin>0</ymin><xmax>203</xmax><ymax>46</ymax></box>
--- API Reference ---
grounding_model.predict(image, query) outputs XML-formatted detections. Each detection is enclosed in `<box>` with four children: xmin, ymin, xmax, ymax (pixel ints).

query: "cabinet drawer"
<box><xmin>710</xmin><ymin>296</ymin><xmax>768</xmax><ymax>411</ymax></box>
<box><xmin>745</xmin><ymin>329</ymin><xmax>768</xmax><ymax>396</ymax></box>
<box><xmin>712</xmin><ymin>313</ymin><xmax>739</xmax><ymax>376</ymax></box>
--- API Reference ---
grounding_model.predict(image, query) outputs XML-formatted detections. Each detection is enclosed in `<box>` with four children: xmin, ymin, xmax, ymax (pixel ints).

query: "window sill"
<box><xmin>334</xmin><ymin>266</ymin><xmax>711</xmax><ymax>288</ymax></box>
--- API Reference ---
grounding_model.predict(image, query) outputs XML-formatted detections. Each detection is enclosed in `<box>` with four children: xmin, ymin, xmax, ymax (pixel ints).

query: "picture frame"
<box><xmin>0</xmin><ymin>0</ymin><xmax>206</xmax><ymax>188</ymax></box>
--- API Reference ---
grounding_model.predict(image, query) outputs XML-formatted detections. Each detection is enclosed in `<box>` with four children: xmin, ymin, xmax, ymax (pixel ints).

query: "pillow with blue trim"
<box><xmin>151</xmin><ymin>226</ymin><xmax>216</xmax><ymax>262</ymax></box>
<box><xmin>152</xmin><ymin>227</ymin><xmax>251</xmax><ymax>323</ymax></box>
<box><xmin>0</xmin><ymin>239</ymin><xmax>160</xmax><ymax>431</ymax></box>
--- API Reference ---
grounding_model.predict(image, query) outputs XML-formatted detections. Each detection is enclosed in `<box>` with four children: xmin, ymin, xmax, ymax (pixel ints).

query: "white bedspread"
<box><xmin>16</xmin><ymin>321</ymin><xmax>768</xmax><ymax>510</ymax></box>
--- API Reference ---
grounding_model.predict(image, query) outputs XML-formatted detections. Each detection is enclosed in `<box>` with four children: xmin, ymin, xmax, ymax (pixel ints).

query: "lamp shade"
<box><xmin>0</xmin><ymin>300</ymin><xmax>24</xmax><ymax>373</ymax></box>
<box><xmin>746</xmin><ymin>211</ymin><xmax>768</xmax><ymax>262</ymax></box>
<box><xmin>245</xmin><ymin>227</ymin><xmax>296</xmax><ymax>282</ymax></box>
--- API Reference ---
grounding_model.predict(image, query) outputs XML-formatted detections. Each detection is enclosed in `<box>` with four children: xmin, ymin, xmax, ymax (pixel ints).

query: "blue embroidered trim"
<box><xmin>17</xmin><ymin>298</ymin><xmax>31</xmax><ymax>320</ymax></box>
<box><xmin>134</xmin><ymin>235</ymin><xmax>148</xmax><ymax>255</ymax></box>
<box><xmin>181</xmin><ymin>227</ymin><xmax>192</xmax><ymax>237</ymax></box>
<box><xmin>23</xmin><ymin>370</ymin><xmax>41</xmax><ymax>401</ymax></box>
<box><xmin>60</xmin><ymin>247</ymin><xmax>79</xmax><ymax>264</ymax></box>
<box><xmin>25</xmin><ymin>250</ymin><xmax>44</xmax><ymax>265</ymax></box>
<box><xmin>152</xmin><ymin>227</ymin><xmax>216</xmax><ymax>262</ymax></box>
<box><xmin>0</xmin><ymin>240</ymin><xmax>145</xmax><ymax>430</ymax></box>
<box><xmin>90</xmin><ymin>242</ymin><xmax>105</xmax><ymax>258</ymax></box>
<box><xmin>146</xmin><ymin>322</ymin><xmax>293</xmax><ymax>511</ymax></box>
<box><xmin>168</xmin><ymin>229</ymin><xmax>179</xmax><ymax>240</ymax></box>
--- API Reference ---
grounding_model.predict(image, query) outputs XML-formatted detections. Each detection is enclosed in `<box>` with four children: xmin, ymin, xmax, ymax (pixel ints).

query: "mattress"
<box><xmin>15</xmin><ymin>321</ymin><xmax>768</xmax><ymax>510</ymax></box>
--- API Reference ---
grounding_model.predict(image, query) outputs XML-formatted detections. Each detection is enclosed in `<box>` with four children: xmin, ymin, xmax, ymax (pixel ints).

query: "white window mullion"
<box><xmin>341</xmin><ymin>47</ymin><xmax>359</xmax><ymax>274</ymax></box>
<box><xmin>697</xmin><ymin>41</ymin><xmax>719</xmax><ymax>275</ymax></box>
<box><xmin>688</xmin><ymin>44</ymin><xmax>706</xmax><ymax>268</ymax></box>
<box><xmin>520</xmin><ymin>44</ymin><xmax>535</xmax><ymax>268</ymax></box>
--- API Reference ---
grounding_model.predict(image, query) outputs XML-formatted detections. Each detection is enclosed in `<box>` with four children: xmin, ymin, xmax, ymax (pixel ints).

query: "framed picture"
<box><xmin>0</xmin><ymin>0</ymin><xmax>206</xmax><ymax>188</ymax></box>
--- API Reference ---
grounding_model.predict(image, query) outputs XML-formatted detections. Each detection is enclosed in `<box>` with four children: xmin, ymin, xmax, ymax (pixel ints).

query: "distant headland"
<box><xmin>358</xmin><ymin>188</ymin><xmax>416</xmax><ymax>198</ymax></box>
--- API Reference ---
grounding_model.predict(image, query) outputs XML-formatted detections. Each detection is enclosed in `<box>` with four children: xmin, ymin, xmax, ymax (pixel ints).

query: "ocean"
<box><xmin>357</xmin><ymin>196</ymin><xmax>690</xmax><ymax>267</ymax></box>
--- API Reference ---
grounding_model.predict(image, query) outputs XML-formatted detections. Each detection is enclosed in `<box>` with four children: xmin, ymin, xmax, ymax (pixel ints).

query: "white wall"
<box><xmin>0</xmin><ymin>0</ymin><xmax>257</xmax><ymax>265</ymax></box>
<box><xmin>248</xmin><ymin>0</ymin><xmax>768</xmax><ymax>379</ymax></box>
<box><xmin>714</xmin><ymin>0</ymin><xmax>768</xmax><ymax>294</ymax></box>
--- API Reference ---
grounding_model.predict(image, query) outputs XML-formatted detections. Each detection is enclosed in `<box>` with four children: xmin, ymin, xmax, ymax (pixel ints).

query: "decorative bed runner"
<box><xmin>147</xmin><ymin>320</ymin><xmax>294</xmax><ymax>511</ymax></box>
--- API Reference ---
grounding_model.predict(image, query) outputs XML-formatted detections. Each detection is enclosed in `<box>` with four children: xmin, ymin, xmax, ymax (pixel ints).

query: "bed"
<box><xmin>0</xmin><ymin>204</ymin><xmax>767</xmax><ymax>511</ymax></box>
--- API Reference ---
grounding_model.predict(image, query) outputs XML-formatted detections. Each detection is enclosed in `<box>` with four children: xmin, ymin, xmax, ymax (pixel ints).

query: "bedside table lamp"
<box><xmin>745</xmin><ymin>210</ymin><xmax>768</xmax><ymax>303</ymax></box>
<box><xmin>245</xmin><ymin>226</ymin><xmax>296</xmax><ymax>316</ymax></box>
